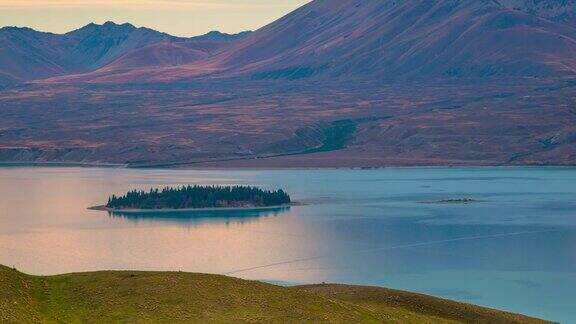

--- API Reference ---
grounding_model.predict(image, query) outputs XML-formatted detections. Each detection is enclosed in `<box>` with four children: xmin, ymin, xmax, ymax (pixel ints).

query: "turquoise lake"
<box><xmin>0</xmin><ymin>167</ymin><xmax>574</xmax><ymax>322</ymax></box>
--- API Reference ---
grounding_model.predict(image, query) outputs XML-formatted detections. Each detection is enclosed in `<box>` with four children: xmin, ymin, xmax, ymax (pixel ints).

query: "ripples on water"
<box><xmin>0</xmin><ymin>167</ymin><xmax>574</xmax><ymax>322</ymax></box>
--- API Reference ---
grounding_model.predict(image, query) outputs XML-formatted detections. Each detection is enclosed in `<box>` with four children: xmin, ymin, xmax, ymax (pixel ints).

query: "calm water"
<box><xmin>0</xmin><ymin>167</ymin><xmax>575</xmax><ymax>322</ymax></box>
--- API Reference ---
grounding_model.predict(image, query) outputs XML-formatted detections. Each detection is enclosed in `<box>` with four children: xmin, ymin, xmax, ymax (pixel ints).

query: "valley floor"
<box><xmin>0</xmin><ymin>265</ymin><xmax>550</xmax><ymax>323</ymax></box>
<box><xmin>0</xmin><ymin>78</ymin><xmax>575</xmax><ymax>168</ymax></box>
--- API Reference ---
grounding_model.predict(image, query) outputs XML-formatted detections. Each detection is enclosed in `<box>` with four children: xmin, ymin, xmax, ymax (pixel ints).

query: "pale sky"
<box><xmin>0</xmin><ymin>0</ymin><xmax>310</xmax><ymax>36</ymax></box>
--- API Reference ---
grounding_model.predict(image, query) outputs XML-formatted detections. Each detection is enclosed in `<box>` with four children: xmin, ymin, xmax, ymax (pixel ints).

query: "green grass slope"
<box><xmin>0</xmin><ymin>265</ymin><xmax>551</xmax><ymax>323</ymax></box>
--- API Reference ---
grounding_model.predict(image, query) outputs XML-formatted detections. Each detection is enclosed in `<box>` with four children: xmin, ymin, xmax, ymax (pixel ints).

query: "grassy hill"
<box><xmin>0</xmin><ymin>265</ymin><xmax>550</xmax><ymax>323</ymax></box>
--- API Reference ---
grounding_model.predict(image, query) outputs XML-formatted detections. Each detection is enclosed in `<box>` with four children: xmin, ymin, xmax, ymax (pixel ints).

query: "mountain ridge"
<box><xmin>0</xmin><ymin>22</ymin><xmax>250</xmax><ymax>87</ymax></box>
<box><xmin>37</xmin><ymin>0</ymin><xmax>576</xmax><ymax>84</ymax></box>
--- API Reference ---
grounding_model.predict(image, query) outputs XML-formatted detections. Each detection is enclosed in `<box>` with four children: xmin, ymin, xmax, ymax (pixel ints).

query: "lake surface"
<box><xmin>0</xmin><ymin>167</ymin><xmax>575</xmax><ymax>322</ymax></box>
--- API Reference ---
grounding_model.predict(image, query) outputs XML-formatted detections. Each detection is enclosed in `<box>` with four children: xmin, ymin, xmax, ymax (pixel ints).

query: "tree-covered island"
<box><xmin>101</xmin><ymin>185</ymin><xmax>291</xmax><ymax>210</ymax></box>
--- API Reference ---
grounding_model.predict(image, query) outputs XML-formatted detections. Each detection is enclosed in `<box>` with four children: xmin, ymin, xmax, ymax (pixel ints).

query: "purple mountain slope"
<box><xmin>211</xmin><ymin>0</ymin><xmax>576</xmax><ymax>80</ymax></box>
<box><xmin>43</xmin><ymin>0</ymin><xmax>576</xmax><ymax>83</ymax></box>
<box><xmin>0</xmin><ymin>22</ymin><xmax>249</xmax><ymax>87</ymax></box>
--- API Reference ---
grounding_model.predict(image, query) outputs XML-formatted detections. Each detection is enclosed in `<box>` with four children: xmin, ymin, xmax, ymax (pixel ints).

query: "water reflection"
<box><xmin>108</xmin><ymin>207</ymin><xmax>291</xmax><ymax>226</ymax></box>
<box><xmin>1</xmin><ymin>167</ymin><xmax>576</xmax><ymax>323</ymax></box>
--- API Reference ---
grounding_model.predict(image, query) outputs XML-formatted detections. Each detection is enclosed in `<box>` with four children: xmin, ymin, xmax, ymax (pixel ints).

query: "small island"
<box><xmin>91</xmin><ymin>185</ymin><xmax>291</xmax><ymax>211</ymax></box>
<box><xmin>421</xmin><ymin>198</ymin><xmax>480</xmax><ymax>205</ymax></box>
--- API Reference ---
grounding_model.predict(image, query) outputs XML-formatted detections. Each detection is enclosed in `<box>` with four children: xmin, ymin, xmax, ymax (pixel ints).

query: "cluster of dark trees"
<box><xmin>106</xmin><ymin>185</ymin><xmax>291</xmax><ymax>210</ymax></box>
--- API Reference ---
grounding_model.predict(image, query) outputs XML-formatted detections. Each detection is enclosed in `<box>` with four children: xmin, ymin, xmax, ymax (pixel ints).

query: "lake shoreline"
<box><xmin>0</xmin><ymin>161</ymin><xmax>126</xmax><ymax>168</ymax></box>
<box><xmin>1</xmin><ymin>161</ymin><xmax>576</xmax><ymax>170</ymax></box>
<box><xmin>2</xmin><ymin>162</ymin><xmax>576</xmax><ymax>173</ymax></box>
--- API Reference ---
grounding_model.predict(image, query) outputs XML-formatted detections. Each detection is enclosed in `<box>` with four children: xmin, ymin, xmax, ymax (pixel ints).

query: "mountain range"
<box><xmin>0</xmin><ymin>22</ymin><xmax>249</xmax><ymax>88</ymax></box>
<box><xmin>28</xmin><ymin>0</ymin><xmax>576</xmax><ymax>84</ymax></box>
<box><xmin>2</xmin><ymin>0</ymin><xmax>576</xmax><ymax>85</ymax></box>
<box><xmin>0</xmin><ymin>0</ymin><xmax>575</xmax><ymax>167</ymax></box>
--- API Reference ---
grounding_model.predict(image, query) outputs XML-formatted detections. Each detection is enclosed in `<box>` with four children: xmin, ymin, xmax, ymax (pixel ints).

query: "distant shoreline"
<box><xmin>0</xmin><ymin>161</ymin><xmax>126</xmax><ymax>168</ymax></box>
<box><xmin>89</xmin><ymin>203</ymin><xmax>297</xmax><ymax>213</ymax></box>
<box><xmin>1</xmin><ymin>161</ymin><xmax>576</xmax><ymax>171</ymax></box>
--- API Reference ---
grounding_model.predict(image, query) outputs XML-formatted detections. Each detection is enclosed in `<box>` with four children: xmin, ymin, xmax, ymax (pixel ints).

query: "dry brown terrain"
<box><xmin>0</xmin><ymin>77</ymin><xmax>574</xmax><ymax>167</ymax></box>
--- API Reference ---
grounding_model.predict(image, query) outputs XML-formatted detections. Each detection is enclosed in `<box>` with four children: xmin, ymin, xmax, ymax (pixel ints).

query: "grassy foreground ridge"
<box><xmin>0</xmin><ymin>265</ymin><xmax>550</xmax><ymax>323</ymax></box>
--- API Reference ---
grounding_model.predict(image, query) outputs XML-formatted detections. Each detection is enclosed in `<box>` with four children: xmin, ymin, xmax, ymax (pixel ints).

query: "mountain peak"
<box><xmin>102</xmin><ymin>21</ymin><xmax>136</xmax><ymax>29</ymax></box>
<box><xmin>74</xmin><ymin>21</ymin><xmax>137</xmax><ymax>34</ymax></box>
<box><xmin>0</xmin><ymin>26</ymin><xmax>38</xmax><ymax>34</ymax></box>
<box><xmin>191</xmin><ymin>30</ymin><xmax>252</xmax><ymax>42</ymax></box>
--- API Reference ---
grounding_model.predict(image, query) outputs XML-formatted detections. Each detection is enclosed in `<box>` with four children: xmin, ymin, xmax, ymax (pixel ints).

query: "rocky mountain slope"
<box><xmin>214</xmin><ymin>0</ymin><xmax>576</xmax><ymax>79</ymax></box>
<box><xmin>499</xmin><ymin>0</ymin><xmax>576</xmax><ymax>25</ymax></box>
